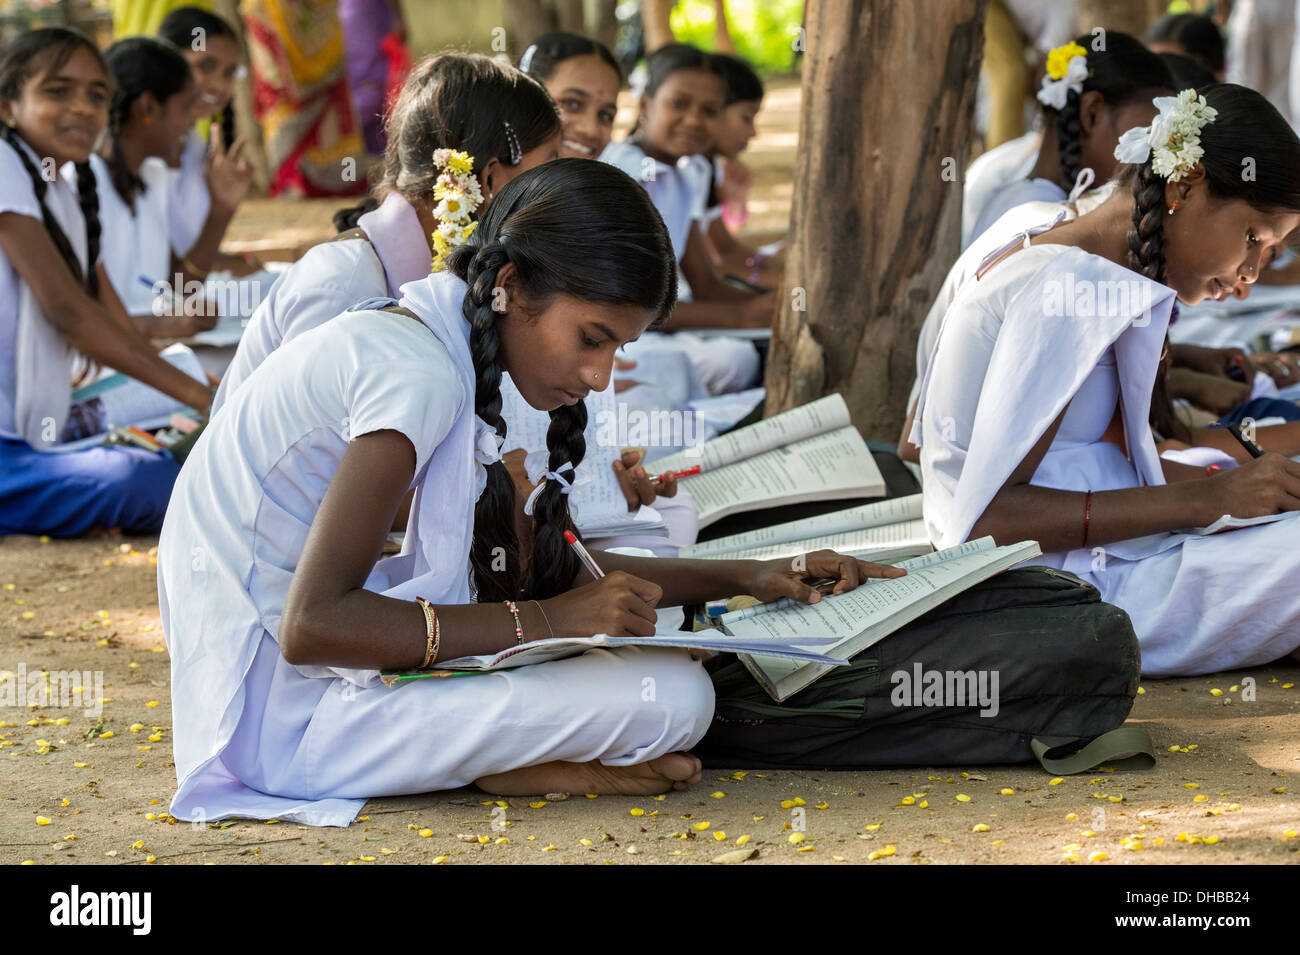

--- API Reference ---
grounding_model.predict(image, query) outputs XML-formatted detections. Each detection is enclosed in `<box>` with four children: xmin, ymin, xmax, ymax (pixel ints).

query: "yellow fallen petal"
<box><xmin>815</xmin><ymin>801</ymin><xmax>829</xmax><ymax>810</ymax></box>
<box><xmin>990</xmin><ymin>839</ymin><xmax>1004</xmax><ymax>846</ymax></box>
<box><xmin>529</xmin><ymin>801</ymin><xmax>546</xmax><ymax>809</ymax></box>
<box><xmin>955</xmin><ymin>794</ymin><xmax>971</xmax><ymax>802</ymax></box>
<box><xmin>145</xmin><ymin>700</ymin><xmax>160</xmax><ymax>708</ymax></box>
<box><xmin>736</xmin><ymin>835</ymin><xmax>751</xmax><ymax>846</ymax></box>
<box><xmin>148</xmin><ymin>734</ymin><xmax>162</xmax><ymax>743</ymax></box>
<box><xmin>629</xmin><ymin>808</ymin><xmax>644</xmax><ymax>817</ymax></box>
<box><xmin>788</xmin><ymin>832</ymin><xmax>805</xmax><ymax>844</ymax></box>
<box><xmin>418</xmin><ymin>829</ymin><xmax>433</xmax><ymax>838</ymax></box>
<box><xmin>495</xmin><ymin>837</ymin><xmax>509</xmax><ymax>845</ymax></box>
<box><xmin>864</xmin><ymin>823</ymin><xmax>882</xmax><ymax>831</ymax></box>
<box><xmin>35</xmin><ymin>816</ymin><xmax>50</xmax><ymax>826</ymax></box>
<box><xmin>867</xmin><ymin>845</ymin><xmax>896</xmax><ymax>860</ymax></box>
<box><xmin>999</xmin><ymin>788</ymin><xmax>1014</xmax><ymax>795</ymax></box>
<box><xmin>432</xmin><ymin>855</ymin><xmax>450</xmax><ymax>863</ymax></box>
<box><xmin>131</xmin><ymin>840</ymin><xmax>143</xmax><ymax>849</ymax></box>
<box><xmin>477</xmin><ymin>835</ymin><xmax>490</xmax><ymax>844</ymax></box>
<box><xmin>1204</xmin><ymin>835</ymin><xmax>1220</xmax><ymax>845</ymax></box>
<box><xmin>710</xmin><ymin>791</ymin><xmax>725</xmax><ymax>798</ymax></box>
<box><xmin>20</xmin><ymin>611</ymin><xmax>34</xmax><ymax>619</ymax></box>
<box><xmin>692</xmin><ymin>821</ymin><xmax>710</xmax><ymax>831</ymax></box>
<box><xmin>1193</xmin><ymin>795</ymin><xmax>1207</xmax><ymax>803</ymax></box>
<box><xmin>796</xmin><ymin>845</ymin><xmax>815</xmax><ymax>852</ymax></box>
<box><xmin>145</xmin><ymin>855</ymin><xmax>155</xmax><ymax>863</ymax></box>
<box><xmin>1065</xmin><ymin>813</ymin><xmax>1078</xmax><ymax>820</ymax></box>
<box><xmin>1049</xmin><ymin>778</ymin><xmax>1064</xmax><ymax>786</ymax></box>
<box><xmin>1136</xmin><ymin>686</ymin><xmax>1145</xmax><ymax>695</ymax></box>
<box><xmin>972</xmin><ymin>823</ymin><xmax>990</xmax><ymax>832</ymax></box>
<box><xmin>73</xmin><ymin>762</ymin><xmax>87</xmax><ymax>768</ymax></box>
<box><xmin>540</xmin><ymin>845</ymin><xmax>556</xmax><ymax>852</ymax></box>
<box><xmin>145</xmin><ymin>813</ymin><xmax>155</xmax><ymax>821</ymax></box>
<box><xmin>99</xmin><ymin>731</ymin><xmax>114</xmax><ymax>739</ymax></box>
<box><xmin>780</xmin><ymin>800</ymin><xmax>795</xmax><ymax>809</ymax></box>
<box><xmin>713</xmin><ymin>832</ymin><xmax>726</xmax><ymax>841</ymax></box>
<box><xmin>1088</xmin><ymin>851</ymin><xmax>1109</xmax><ymax>861</ymax></box>
<box><xmin>900</xmin><ymin>796</ymin><xmax>915</xmax><ymax>806</ymax></box>
<box><xmin>1209</xmin><ymin>688</ymin><xmax>1223</xmax><ymax>697</ymax></box>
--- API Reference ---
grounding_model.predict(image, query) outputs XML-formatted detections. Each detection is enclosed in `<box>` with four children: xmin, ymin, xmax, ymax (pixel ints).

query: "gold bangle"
<box><xmin>531</xmin><ymin>599</ymin><xmax>554</xmax><ymax>639</ymax></box>
<box><xmin>182</xmin><ymin>256</ymin><xmax>209</xmax><ymax>280</ymax></box>
<box><xmin>415</xmin><ymin>596</ymin><xmax>440</xmax><ymax>667</ymax></box>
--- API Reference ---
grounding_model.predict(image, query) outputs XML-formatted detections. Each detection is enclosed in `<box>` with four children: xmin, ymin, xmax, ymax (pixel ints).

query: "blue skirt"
<box><xmin>0</xmin><ymin>436</ymin><xmax>180</xmax><ymax>537</ymax></box>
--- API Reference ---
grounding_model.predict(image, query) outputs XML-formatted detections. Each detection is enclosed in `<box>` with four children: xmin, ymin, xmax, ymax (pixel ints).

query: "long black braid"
<box><xmin>101</xmin><ymin>37</ymin><xmax>191</xmax><ymax>209</ymax></box>
<box><xmin>1129</xmin><ymin>157</ymin><xmax>1188</xmax><ymax>442</ymax></box>
<box><xmin>0</xmin><ymin>122</ymin><xmax>95</xmax><ymax>294</ymax></box>
<box><xmin>1054</xmin><ymin>87</ymin><xmax>1084</xmax><ymax>194</ymax></box>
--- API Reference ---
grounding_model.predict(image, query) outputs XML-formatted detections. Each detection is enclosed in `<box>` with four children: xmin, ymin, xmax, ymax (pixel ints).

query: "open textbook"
<box><xmin>1188</xmin><ymin>511</ymin><xmax>1300</xmax><ymax>535</ymax></box>
<box><xmin>379</xmin><ymin>627</ymin><xmax>842</xmax><ymax>682</ymax></box>
<box><xmin>679</xmin><ymin>493</ymin><xmax>930</xmax><ymax>562</ymax></box>
<box><xmin>721</xmin><ymin>538</ymin><xmax>1043</xmax><ymax>702</ymax></box>
<box><xmin>647</xmin><ymin>394</ymin><xmax>886</xmax><ymax>528</ymax></box>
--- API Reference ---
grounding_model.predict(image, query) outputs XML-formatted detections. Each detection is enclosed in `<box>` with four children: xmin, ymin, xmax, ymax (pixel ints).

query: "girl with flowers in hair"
<box><xmin>968</xmin><ymin>33</ymin><xmax>1173</xmax><ymax>247</ymax></box>
<box><xmin>157</xmin><ymin>159</ymin><xmax>900</xmax><ymax>825</ymax></box>
<box><xmin>213</xmin><ymin>53</ymin><xmax>559</xmax><ymax>410</ymax></box>
<box><xmin>915</xmin><ymin>84</ymin><xmax>1300</xmax><ymax>678</ymax></box>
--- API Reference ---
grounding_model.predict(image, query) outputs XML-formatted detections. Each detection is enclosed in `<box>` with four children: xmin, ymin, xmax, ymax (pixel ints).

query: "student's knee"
<box><xmin>634</xmin><ymin>648</ymin><xmax>716</xmax><ymax>743</ymax></box>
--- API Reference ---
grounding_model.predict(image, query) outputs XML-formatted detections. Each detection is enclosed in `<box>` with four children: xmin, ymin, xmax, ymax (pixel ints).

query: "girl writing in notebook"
<box><xmin>156</xmin><ymin>7</ymin><xmax>259</xmax><ymax>276</ymax></box>
<box><xmin>916</xmin><ymin>84</ymin><xmax>1300</xmax><ymax>678</ymax></box>
<box><xmin>968</xmin><ymin>33</ymin><xmax>1172</xmax><ymax>246</ymax></box>
<box><xmin>602</xmin><ymin>43</ymin><xmax>771</xmax><ymax>396</ymax></box>
<box><xmin>157</xmin><ymin>159</ymin><xmax>901</xmax><ymax>826</ymax></box>
<box><xmin>0</xmin><ymin>28</ymin><xmax>211</xmax><ymax>536</ymax></box>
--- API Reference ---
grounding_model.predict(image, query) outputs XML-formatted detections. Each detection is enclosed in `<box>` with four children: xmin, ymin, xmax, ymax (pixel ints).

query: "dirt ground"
<box><xmin>4</xmin><ymin>80</ymin><xmax>1298</xmax><ymax>866</ymax></box>
<box><xmin>2</xmin><ymin>533</ymin><xmax>1298</xmax><ymax>866</ymax></box>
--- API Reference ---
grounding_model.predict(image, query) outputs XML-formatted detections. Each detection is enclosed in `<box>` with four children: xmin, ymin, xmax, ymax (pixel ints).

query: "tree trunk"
<box><xmin>765</xmin><ymin>0</ymin><xmax>988</xmax><ymax>440</ymax></box>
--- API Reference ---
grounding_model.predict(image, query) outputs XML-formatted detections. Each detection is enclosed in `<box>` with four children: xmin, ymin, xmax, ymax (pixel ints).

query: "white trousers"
<box><xmin>218</xmin><ymin>633</ymin><xmax>715</xmax><ymax>808</ymax></box>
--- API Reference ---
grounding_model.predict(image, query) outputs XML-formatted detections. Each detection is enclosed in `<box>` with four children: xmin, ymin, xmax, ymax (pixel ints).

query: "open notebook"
<box><xmin>648</xmin><ymin>394</ymin><xmax>885</xmax><ymax>529</ymax></box>
<box><xmin>720</xmin><ymin>538</ymin><xmax>1042</xmax><ymax>702</ymax></box>
<box><xmin>679</xmin><ymin>493</ymin><xmax>930</xmax><ymax>563</ymax></box>
<box><xmin>379</xmin><ymin>627</ymin><xmax>843</xmax><ymax>683</ymax></box>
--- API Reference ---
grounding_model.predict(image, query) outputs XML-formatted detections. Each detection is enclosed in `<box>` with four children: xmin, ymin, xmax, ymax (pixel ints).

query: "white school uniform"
<box><xmin>159</xmin><ymin>130</ymin><xmax>211</xmax><ymax>258</ymax></box>
<box><xmin>159</xmin><ymin>270</ymin><xmax>714</xmax><ymax>827</ymax></box>
<box><xmin>914</xmin><ymin>243</ymin><xmax>1300</xmax><ymax>676</ymax></box>
<box><xmin>600</xmin><ymin>140</ymin><xmax>760</xmax><ymax>395</ymax></box>
<box><xmin>1</xmin><ymin>137</ymin><xmax>88</xmax><ymax>444</ymax></box>
<box><xmin>908</xmin><ymin>200</ymin><xmax>1071</xmax><ymax>416</ymax></box>
<box><xmin>961</xmin><ymin>129</ymin><xmax>1041</xmax><ymax>248</ymax></box>
<box><xmin>968</xmin><ymin>177</ymin><xmax>1067</xmax><ymax>249</ymax></box>
<box><xmin>82</xmin><ymin>154</ymin><xmax>173</xmax><ymax>317</ymax></box>
<box><xmin>211</xmin><ymin>191</ymin><xmax>427</xmax><ymax>412</ymax></box>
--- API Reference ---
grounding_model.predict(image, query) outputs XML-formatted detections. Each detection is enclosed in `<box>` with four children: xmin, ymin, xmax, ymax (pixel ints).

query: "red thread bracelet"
<box><xmin>1082</xmin><ymin>490</ymin><xmax>1093</xmax><ymax>548</ymax></box>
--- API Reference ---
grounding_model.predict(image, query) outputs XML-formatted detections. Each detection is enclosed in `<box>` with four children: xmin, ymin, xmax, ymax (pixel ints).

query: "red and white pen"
<box><xmin>651</xmin><ymin>464</ymin><xmax>701</xmax><ymax>484</ymax></box>
<box><xmin>564</xmin><ymin>529</ymin><xmax>606</xmax><ymax>580</ymax></box>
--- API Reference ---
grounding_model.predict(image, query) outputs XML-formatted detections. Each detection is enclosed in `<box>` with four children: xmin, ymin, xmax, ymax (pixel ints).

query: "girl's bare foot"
<box><xmin>475</xmin><ymin>753</ymin><xmax>703</xmax><ymax>796</ymax></box>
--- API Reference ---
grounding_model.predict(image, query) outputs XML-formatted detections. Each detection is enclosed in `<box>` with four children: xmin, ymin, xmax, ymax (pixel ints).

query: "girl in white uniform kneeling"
<box><xmin>158</xmin><ymin>158</ymin><xmax>899</xmax><ymax>826</ymax></box>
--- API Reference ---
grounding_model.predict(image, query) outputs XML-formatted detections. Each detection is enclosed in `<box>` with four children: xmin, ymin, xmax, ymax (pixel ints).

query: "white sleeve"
<box><xmin>346</xmin><ymin>343</ymin><xmax>465</xmax><ymax>478</ymax></box>
<box><xmin>0</xmin><ymin>140</ymin><xmax>44</xmax><ymax>220</ymax></box>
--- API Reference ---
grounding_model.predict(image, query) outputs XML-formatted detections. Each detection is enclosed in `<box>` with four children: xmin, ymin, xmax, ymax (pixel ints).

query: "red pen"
<box><xmin>651</xmin><ymin>464</ymin><xmax>701</xmax><ymax>484</ymax></box>
<box><xmin>564</xmin><ymin>529</ymin><xmax>606</xmax><ymax>580</ymax></box>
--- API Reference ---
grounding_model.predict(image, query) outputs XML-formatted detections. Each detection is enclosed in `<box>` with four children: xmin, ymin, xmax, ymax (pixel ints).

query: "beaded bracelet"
<box><xmin>503</xmin><ymin>600</ymin><xmax>523</xmax><ymax>645</ymax></box>
<box><xmin>415</xmin><ymin>596</ymin><xmax>440</xmax><ymax>668</ymax></box>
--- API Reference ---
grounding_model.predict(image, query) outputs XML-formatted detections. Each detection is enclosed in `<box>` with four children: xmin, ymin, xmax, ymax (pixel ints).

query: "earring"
<box><xmin>143</xmin><ymin>116</ymin><xmax>153</xmax><ymax>126</ymax></box>
<box><xmin>1167</xmin><ymin>200</ymin><xmax>1179</xmax><ymax>215</ymax></box>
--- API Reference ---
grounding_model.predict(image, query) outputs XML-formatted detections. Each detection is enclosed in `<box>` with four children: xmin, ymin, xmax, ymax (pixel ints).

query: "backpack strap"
<box><xmin>1030</xmin><ymin>725</ymin><xmax>1156</xmax><ymax>774</ymax></box>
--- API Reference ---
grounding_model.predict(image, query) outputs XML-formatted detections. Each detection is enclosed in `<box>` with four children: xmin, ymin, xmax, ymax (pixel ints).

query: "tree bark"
<box><xmin>765</xmin><ymin>0</ymin><xmax>988</xmax><ymax>439</ymax></box>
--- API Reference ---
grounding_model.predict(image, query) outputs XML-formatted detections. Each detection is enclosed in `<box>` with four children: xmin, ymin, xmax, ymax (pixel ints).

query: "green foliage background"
<box><xmin>669</xmin><ymin>0</ymin><xmax>804</xmax><ymax>75</ymax></box>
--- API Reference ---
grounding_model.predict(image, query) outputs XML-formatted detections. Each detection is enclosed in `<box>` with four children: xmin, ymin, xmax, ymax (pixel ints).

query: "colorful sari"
<box><xmin>242</xmin><ymin>0</ymin><xmax>365</xmax><ymax>197</ymax></box>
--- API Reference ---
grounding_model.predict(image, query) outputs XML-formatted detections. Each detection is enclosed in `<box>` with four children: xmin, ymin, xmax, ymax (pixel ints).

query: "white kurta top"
<box><xmin>212</xmin><ymin>192</ymin><xmax>429</xmax><ymax>413</ymax></box>
<box><xmin>85</xmin><ymin>153</ymin><xmax>173</xmax><ymax>316</ymax></box>
<box><xmin>156</xmin><ymin>129</ymin><xmax>211</xmax><ymax>257</ymax></box>
<box><xmin>2</xmin><ymin>137</ymin><xmax>90</xmax><ymax>444</ymax></box>
<box><xmin>917</xmin><ymin>243</ymin><xmax>1300</xmax><ymax>676</ymax></box>
<box><xmin>969</xmin><ymin>177</ymin><xmax>1067</xmax><ymax>249</ymax></box>
<box><xmin>159</xmin><ymin>306</ymin><xmax>464</xmax><ymax>825</ymax></box>
<box><xmin>961</xmin><ymin>129</ymin><xmax>1041</xmax><ymax>248</ymax></box>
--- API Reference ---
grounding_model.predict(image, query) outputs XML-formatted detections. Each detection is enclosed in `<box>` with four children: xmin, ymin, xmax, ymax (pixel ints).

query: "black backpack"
<box><xmin>696</xmin><ymin>567</ymin><xmax>1154</xmax><ymax>775</ymax></box>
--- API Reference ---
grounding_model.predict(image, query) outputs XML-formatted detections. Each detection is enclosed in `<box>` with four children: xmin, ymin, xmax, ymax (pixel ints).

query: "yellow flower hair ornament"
<box><xmin>429</xmin><ymin>148</ymin><xmax>483</xmax><ymax>273</ymax></box>
<box><xmin>1038</xmin><ymin>41</ymin><xmax>1089</xmax><ymax>111</ymax></box>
